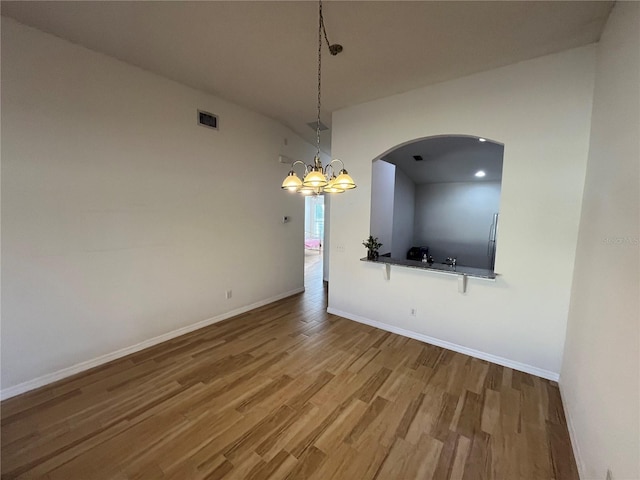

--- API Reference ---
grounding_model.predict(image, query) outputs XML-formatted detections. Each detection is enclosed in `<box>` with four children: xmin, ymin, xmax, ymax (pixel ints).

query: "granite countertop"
<box><xmin>360</xmin><ymin>256</ymin><xmax>497</xmax><ymax>279</ymax></box>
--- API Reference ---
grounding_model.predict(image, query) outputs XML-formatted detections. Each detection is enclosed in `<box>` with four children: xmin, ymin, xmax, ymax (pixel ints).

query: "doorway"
<box><xmin>304</xmin><ymin>195</ymin><xmax>324</xmax><ymax>286</ymax></box>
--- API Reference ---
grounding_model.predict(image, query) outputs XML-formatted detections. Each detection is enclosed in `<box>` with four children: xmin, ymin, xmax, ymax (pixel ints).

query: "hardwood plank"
<box><xmin>245</xmin><ymin>449</ymin><xmax>293</xmax><ymax>480</ymax></box>
<box><xmin>283</xmin><ymin>446</ymin><xmax>326</xmax><ymax>480</ymax></box>
<box><xmin>221</xmin><ymin>405</ymin><xmax>298</xmax><ymax>461</ymax></box>
<box><xmin>547</xmin><ymin>420</ymin><xmax>580</xmax><ymax>480</ymax></box>
<box><xmin>433</xmin><ymin>431</ymin><xmax>466</xmax><ymax>480</ymax></box>
<box><xmin>256</xmin><ymin>403</ymin><xmax>318</xmax><ymax>461</ymax></box>
<box><xmin>483</xmin><ymin>363</ymin><xmax>503</xmax><ymax>391</ymax></box>
<box><xmin>203</xmin><ymin>458</ymin><xmax>234</xmax><ymax>480</ymax></box>
<box><xmin>289</xmin><ymin>398</ymin><xmax>356</xmax><ymax>458</ymax></box>
<box><xmin>522</xmin><ymin>423</ymin><xmax>553</xmax><ymax>479</ymax></box>
<box><xmin>307</xmin><ymin>442</ymin><xmax>356</xmax><ymax>480</ymax></box>
<box><xmin>286</xmin><ymin>371</ymin><xmax>334</xmax><ymax>411</ymax></box>
<box><xmin>223</xmin><ymin>451</ymin><xmax>263</xmax><ymax>480</ymax></box>
<box><xmin>395</xmin><ymin>392</ymin><xmax>425</xmax><ymax>440</ymax></box>
<box><xmin>334</xmin><ymin>435</ymin><xmax>390</xmax><ymax>480</ymax></box>
<box><xmin>234</xmin><ymin>374</ymin><xmax>294</xmax><ymax>413</ymax></box>
<box><xmin>344</xmin><ymin>396</ymin><xmax>389</xmax><ymax>445</ymax></box>
<box><xmin>405</xmin><ymin>388</ymin><xmax>444</xmax><ymax>445</ymax></box>
<box><xmin>1</xmin><ymin>389</ymin><xmax>82</xmax><ymax>427</ymax></box>
<box><xmin>463</xmin><ymin>359</ymin><xmax>490</xmax><ymax>395</ymax></box>
<box><xmin>352</xmin><ymin>366</ymin><xmax>392</xmax><ymax>403</ymax></box>
<box><xmin>500</xmin><ymin>387</ymin><xmax>522</xmax><ymax>434</ymax></box>
<box><xmin>462</xmin><ymin>430</ymin><xmax>492</xmax><ymax>480</ymax></box>
<box><xmin>431</xmin><ymin>392</ymin><xmax>459</xmax><ymax>442</ymax></box>
<box><xmin>313</xmin><ymin>398</ymin><xmax>368</xmax><ymax>453</ymax></box>
<box><xmin>347</xmin><ymin>347</ymin><xmax>380</xmax><ymax>374</ymax></box>
<box><xmin>450</xmin><ymin>435</ymin><xmax>472</xmax><ymax>480</ymax></box>
<box><xmin>456</xmin><ymin>390</ymin><xmax>483</xmax><ymax>439</ymax></box>
<box><xmin>480</xmin><ymin>388</ymin><xmax>501</xmax><ymax>435</ymax></box>
<box><xmin>153</xmin><ymin>408</ymin><xmax>243</xmax><ymax>473</ymax></box>
<box><xmin>374</xmin><ymin>434</ymin><xmax>442</xmax><ymax>480</ymax></box>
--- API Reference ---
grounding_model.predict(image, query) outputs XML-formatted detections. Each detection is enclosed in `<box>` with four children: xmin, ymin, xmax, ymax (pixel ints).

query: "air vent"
<box><xmin>413</xmin><ymin>155</ymin><xmax>423</xmax><ymax>161</ymax></box>
<box><xmin>307</xmin><ymin>121</ymin><xmax>329</xmax><ymax>132</ymax></box>
<box><xmin>198</xmin><ymin>110</ymin><xmax>218</xmax><ymax>130</ymax></box>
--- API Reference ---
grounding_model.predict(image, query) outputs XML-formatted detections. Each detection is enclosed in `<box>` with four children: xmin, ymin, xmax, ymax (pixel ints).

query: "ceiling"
<box><xmin>382</xmin><ymin>136</ymin><xmax>504</xmax><ymax>184</ymax></box>
<box><xmin>1</xmin><ymin>1</ymin><xmax>613</xmax><ymax>154</ymax></box>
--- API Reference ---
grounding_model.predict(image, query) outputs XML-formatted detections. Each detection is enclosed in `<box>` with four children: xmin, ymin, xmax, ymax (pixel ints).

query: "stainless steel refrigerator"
<box><xmin>488</xmin><ymin>213</ymin><xmax>499</xmax><ymax>270</ymax></box>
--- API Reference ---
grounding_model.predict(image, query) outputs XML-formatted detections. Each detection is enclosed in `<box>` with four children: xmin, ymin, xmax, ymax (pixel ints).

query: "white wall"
<box><xmin>322</xmin><ymin>194</ymin><xmax>331</xmax><ymax>282</ymax></box>
<box><xmin>369</xmin><ymin>159</ymin><xmax>395</xmax><ymax>255</ymax></box>
<box><xmin>0</xmin><ymin>18</ymin><xmax>319</xmax><ymax>395</ymax></box>
<box><xmin>560</xmin><ymin>3</ymin><xmax>640</xmax><ymax>479</ymax></box>
<box><xmin>391</xmin><ymin>167</ymin><xmax>415</xmax><ymax>259</ymax></box>
<box><xmin>414</xmin><ymin>181</ymin><xmax>501</xmax><ymax>269</ymax></box>
<box><xmin>328</xmin><ymin>45</ymin><xmax>596</xmax><ymax>378</ymax></box>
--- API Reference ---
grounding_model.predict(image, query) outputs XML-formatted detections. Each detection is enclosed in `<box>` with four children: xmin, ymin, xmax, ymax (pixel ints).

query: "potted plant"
<box><xmin>363</xmin><ymin>235</ymin><xmax>383</xmax><ymax>260</ymax></box>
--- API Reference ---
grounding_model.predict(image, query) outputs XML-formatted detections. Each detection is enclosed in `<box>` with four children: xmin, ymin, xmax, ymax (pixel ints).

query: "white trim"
<box><xmin>558</xmin><ymin>380</ymin><xmax>584</xmax><ymax>479</ymax></box>
<box><xmin>1</xmin><ymin>287</ymin><xmax>305</xmax><ymax>400</ymax></box>
<box><xmin>326</xmin><ymin>307</ymin><xmax>559</xmax><ymax>381</ymax></box>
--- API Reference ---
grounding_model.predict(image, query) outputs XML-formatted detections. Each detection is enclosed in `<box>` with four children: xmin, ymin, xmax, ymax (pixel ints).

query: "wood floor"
<box><xmin>1</xmin><ymin>254</ymin><xmax>578</xmax><ymax>479</ymax></box>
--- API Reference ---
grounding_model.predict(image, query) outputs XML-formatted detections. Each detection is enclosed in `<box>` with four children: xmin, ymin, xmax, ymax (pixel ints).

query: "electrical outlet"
<box><xmin>606</xmin><ymin>469</ymin><xmax>613</xmax><ymax>480</ymax></box>
<box><xmin>410</xmin><ymin>308</ymin><xmax>417</xmax><ymax>316</ymax></box>
<box><xmin>225</xmin><ymin>289</ymin><xmax>232</xmax><ymax>300</ymax></box>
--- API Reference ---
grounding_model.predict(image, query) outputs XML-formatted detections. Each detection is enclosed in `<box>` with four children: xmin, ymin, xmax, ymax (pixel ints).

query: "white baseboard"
<box><xmin>1</xmin><ymin>287</ymin><xmax>305</xmax><ymax>401</ymax></box>
<box><xmin>326</xmin><ymin>307</ymin><xmax>560</xmax><ymax>381</ymax></box>
<box><xmin>558</xmin><ymin>381</ymin><xmax>585</xmax><ymax>479</ymax></box>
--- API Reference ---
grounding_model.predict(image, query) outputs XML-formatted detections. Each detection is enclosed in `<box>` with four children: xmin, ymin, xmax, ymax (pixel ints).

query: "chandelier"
<box><xmin>281</xmin><ymin>0</ymin><xmax>356</xmax><ymax>195</ymax></box>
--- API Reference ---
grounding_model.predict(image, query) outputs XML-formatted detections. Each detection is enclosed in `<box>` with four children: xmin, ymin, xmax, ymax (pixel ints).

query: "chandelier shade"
<box><xmin>323</xmin><ymin>175</ymin><xmax>345</xmax><ymax>194</ymax></box>
<box><xmin>281</xmin><ymin>171</ymin><xmax>303</xmax><ymax>191</ymax></box>
<box><xmin>334</xmin><ymin>169</ymin><xmax>357</xmax><ymax>190</ymax></box>
<box><xmin>302</xmin><ymin>168</ymin><xmax>328</xmax><ymax>188</ymax></box>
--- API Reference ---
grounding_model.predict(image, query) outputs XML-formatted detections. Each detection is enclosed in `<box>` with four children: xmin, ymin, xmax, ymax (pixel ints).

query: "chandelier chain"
<box><xmin>319</xmin><ymin>3</ymin><xmax>333</xmax><ymax>55</ymax></box>
<box><xmin>316</xmin><ymin>0</ymin><xmax>340</xmax><ymax>161</ymax></box>
<box><xmin>316</xmin><ymin>0</ymin><xmax>323</xmax><ymax>159</ymax></box>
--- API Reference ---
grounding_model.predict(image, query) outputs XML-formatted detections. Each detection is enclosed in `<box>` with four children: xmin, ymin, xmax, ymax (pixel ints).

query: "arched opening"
<box><xmin>370</xmin><ymin>134</ymin><xmax>504</xmax><ymax>272</ymax></box>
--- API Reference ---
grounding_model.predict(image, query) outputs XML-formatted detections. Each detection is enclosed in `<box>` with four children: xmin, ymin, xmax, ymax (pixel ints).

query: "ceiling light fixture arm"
<box><xmin>323</xmin><ymin>158</ymin><xmax>344</xmax><ymax>177</ymax></box>
<box><xmin>289</xmin><ymin>160</ymin><xmax>309</xmax><ymax>175</ymax></box>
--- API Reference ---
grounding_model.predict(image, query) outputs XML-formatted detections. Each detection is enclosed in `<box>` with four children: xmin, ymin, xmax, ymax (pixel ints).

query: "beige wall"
<box><xmin>391</xmin><ymin>167</ymin><xmax>415</xmax><ymax>260</ymax></box>
<box><xmin>328</xmin><ymin>45</ymin><xmax>596</xmax><ymax>378</ymax></box>
<box><xmin>561</xmin><ymin>3</ymin><xmax>640</xmax><ymax>479</ymax></box>
<box><xmin>413</xmin><ymin>181</ymin><xmax>501</xmax><ymax>269</ymax></box>
<box><xmin>0</xmin><ymin>18</ymin><xmax>316</xmax><ymax>396</ymax></box>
